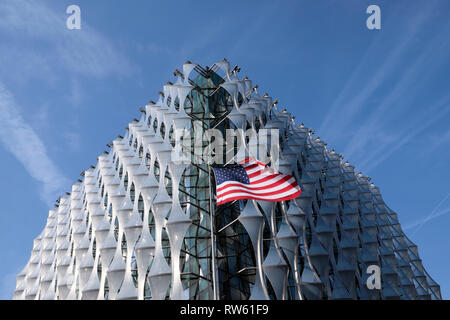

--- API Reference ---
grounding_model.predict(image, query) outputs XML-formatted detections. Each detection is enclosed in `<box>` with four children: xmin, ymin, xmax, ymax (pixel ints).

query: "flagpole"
<box><xmin>208</xmin><ymin>164</ymin><xmax>219</xmax><ymax>300</ymax></box>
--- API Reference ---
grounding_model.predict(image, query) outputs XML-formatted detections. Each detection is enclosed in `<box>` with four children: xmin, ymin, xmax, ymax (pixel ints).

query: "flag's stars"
<box><xmin>213</xmin><ymin>165</ymin><xmax>250</xmax><ymax>185</ymax></box>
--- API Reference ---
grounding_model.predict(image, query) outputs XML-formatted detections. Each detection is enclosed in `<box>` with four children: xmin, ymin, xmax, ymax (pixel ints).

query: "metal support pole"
<box><xmin>208</xmin><ymin>165</ymin><xmax>219</xmax><ymax>300</ymax></box>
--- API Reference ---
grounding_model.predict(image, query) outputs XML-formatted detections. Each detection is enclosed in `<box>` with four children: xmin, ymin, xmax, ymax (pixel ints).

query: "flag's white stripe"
<box><xmin>245</xmin><ymin>166</ymin><xmax>264</xmax><ymax>175</ymax></box>
<box><xmin>217</xmin><ymin>174</ymin><xmax>287</xmax><ymax>190</ymax></box>
<box><xmin>241</xmin><ymin>162</ymin><xmax>254</xmax><ymax>168</ymax></box>
<box><xmin>250</xmin><ymin>172</ymin><xmax>292</xmax><ymax>184</ymax></box>
<box><xmin>248</xmin><ymin>172</ymin><xmax>273</xmax><ymax>183</ymax></box>
<box><xmin>217</xmin><ymin>187</ymin><xmax>299</xmax><ymax>202</ymax></box>
<box><xmin>217</xmin><ymin>177</ymin><xmax>297</xmax><ymax>196</ymax></box>
<box><xmin>241</xmin><ymin>160</ymin><xmax>262</xmax><ymax>168</ymax></box>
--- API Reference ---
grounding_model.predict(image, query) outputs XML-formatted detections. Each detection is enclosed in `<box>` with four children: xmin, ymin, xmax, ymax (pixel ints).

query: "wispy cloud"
<box><xmin>317</xmin><ymin>2</ymin><xmax>450</xmax><ymax>174</ymax></box>
<box><xmin>227</xmin><ymin>1</ymin><xmax>279</xmax><ymax>59</ymax></box>
<box><xmin>0</xmin><ymin>0</ymin><xmax>137</xmax><ymax>206</ymax></box>
<box><xmin>360</xmin><ymin>94</ymin><xmax>450</xmax><ymax>172</ymax></box>
<box><xmin>343</xmin><ymin>18</ymin><xmax>450</xmax><ymax>166</ymax></box>
<box><xmin>404</xmin><ymin>192</ymin><xmax>450</xmax><ymax>234</ymax></box>
<box><xmin>0</xmin><ymin>0</ymin><xmax>135</xmax><ymax>80</ymax></box>
<box><xmin>63</xmin><ymin>131</ymin><xmax>81</xmax><ymax>153</ymax></box>
<box><xmin>319</xmin><ymin>2</ymin><xmax>434</xmax><ymax>139</ymax></box>
<box><xmin>425</xmin><ymin>129</ymin><xmax>450</xmax><ymax>154</ymax></box>
<box><xmin>68</xmin><ymin>78</ymin><xmax>83</xmax><ymax>108</ymax></box>
<box><xmin>136</xmin><ymin>42</ymin><xmax>175</xmax><ymax>56</ymax></box>
<box><xmin>0</xmin><ymin>83</ymin><xmax>70</xmax><ymax>205</ymax></box>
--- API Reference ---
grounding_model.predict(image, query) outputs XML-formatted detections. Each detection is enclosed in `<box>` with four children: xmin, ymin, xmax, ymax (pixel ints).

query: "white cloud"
<box><xmin>0</xmin><ymin>83</ymin><xmax>70</xmax><ymax>206</ymax></box>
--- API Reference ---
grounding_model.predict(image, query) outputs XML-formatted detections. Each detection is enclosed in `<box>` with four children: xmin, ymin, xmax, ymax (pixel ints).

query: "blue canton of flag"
<box><xmin>213</xmin><ymin>165</ymin><xmax>250</xmax><ymax>185</ymax></box>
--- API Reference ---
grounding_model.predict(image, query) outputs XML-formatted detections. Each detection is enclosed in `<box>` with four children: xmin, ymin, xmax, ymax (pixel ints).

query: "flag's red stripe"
<box><xmin>243</xmin><ymin>163</ymin><xmax>259</xmax><ymax>171</ymax></box>
<box><xmin>247</xmin><ymin>170</ymin><xmax>264</xmax><ymax>179</ymax></box>
<box><xmin>242</xmin><ymin>160</ymin><xmax>268</xmax><ymax>169</ymax></box>
<box><xmin>249</xmin><ymin>173</ymin><xmax>284</xmax><ymax>185</ymax></box>
<box><xmin>216</xmin><ymin>175</ymin><xmax>293</xmax><ymax>193</ymax></box>
<box><xmin>217</xmin><ymin>190</ymin><xmax>302</xmax><ymax>206</ymax></box>
<box><xmin>218</xmin><ymin>180</ymin><xmax>299</xmax><ymax>199</ymax></box>
<box><xmin>217</xmin><ymin>173</ymin><xmax>288</xmax><ymax>192</ymax></box>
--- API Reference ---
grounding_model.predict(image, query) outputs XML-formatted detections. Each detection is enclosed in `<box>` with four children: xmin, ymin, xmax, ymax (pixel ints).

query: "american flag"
<box><xmin>212</xmin><ymin>158</ymin><xmax>302</xmax><ymax>206</ymax></box>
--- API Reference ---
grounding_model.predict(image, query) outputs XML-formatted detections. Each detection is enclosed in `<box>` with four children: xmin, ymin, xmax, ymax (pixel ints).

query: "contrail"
<box><xmin>408</xmin><ymin>191</ymin><xmax>450</xmax><ymax>236</ymax></box>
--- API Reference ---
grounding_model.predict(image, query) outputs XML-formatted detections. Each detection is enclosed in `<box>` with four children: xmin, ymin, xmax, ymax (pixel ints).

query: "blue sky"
<box><xmin>0</xmin><ymin>0</ymin><xmax>449</xmax><ymax>299</ymax></box>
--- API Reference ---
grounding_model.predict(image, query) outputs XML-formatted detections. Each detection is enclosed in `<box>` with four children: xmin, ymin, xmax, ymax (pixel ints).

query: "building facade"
<box><xmin>13</xmin><ymin>60</ymin><xmax>441</xmax><ymax>300</ymax></box>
